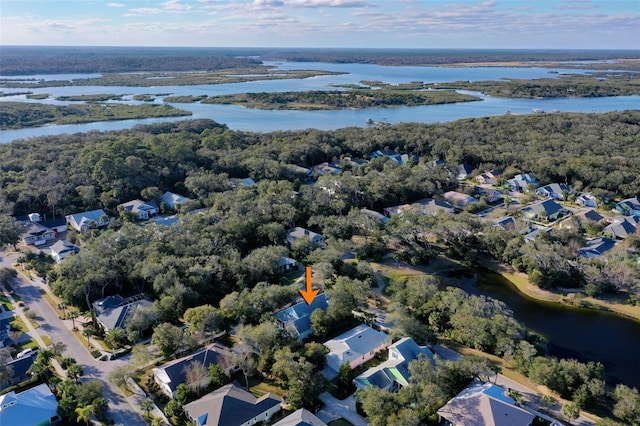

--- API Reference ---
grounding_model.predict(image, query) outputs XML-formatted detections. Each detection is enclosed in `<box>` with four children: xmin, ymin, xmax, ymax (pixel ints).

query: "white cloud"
<box><xmin>106</xmin><ymin>2</ymin><xmax>125</xmax><ymax>7</ymax></box>
<box><xmin>163</xmin><ymin>0</ymin><xmax>193</xmax><ymax>11</ymax></box>
<box><xmin>125</xmin><ymin>7</ymin><xmax>163</xmax><ymax>16</ymax></box>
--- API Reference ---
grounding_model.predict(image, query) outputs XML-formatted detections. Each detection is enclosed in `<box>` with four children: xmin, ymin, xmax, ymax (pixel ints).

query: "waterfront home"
<box><xmin>324</xmin><ymin>324</ymin><xmax>389</xmax><ymax>373</ymax></box>
<box><xmin>369</xmin><ymin>149</ymin><xmax>417</xmax><ymax>166</ymax></box>
<box><xmin>354</xmin><ymin>337</ymin><xmax>434</xmax><ymax>391</ymax></box>
<box><xmin>65</xmin><ymin>209</ymin><xmax>110</xmax><ymax>232</ymax></box>
<box><xmin>183</xmin><ymin>382</ymin><xmax>281</xmax><ymax>426</ymax></box>
<box><xmin>438</xmin><ymin>381</ymin><xmax>534</xmax><ymax>426</ymax></box>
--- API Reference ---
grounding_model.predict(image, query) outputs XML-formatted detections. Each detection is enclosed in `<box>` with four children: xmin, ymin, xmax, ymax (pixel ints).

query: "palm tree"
<box><xmin>105</xmin><ymin>328</ymin><xmax>125</xmax><ymax>350</ymax></box>
<box><xmin>140</xmin><ymin>398</ymin><xmax>154</xmax><ymax>416</ymax></box>
<box><xmin>82</xmin><ymin>328</ymin><xmax>92</xmax><ymax>347</ymax></box>
<box><xmin>67</xmin><ymin>310</ymin><xmax>80</xmax><ymax>330</ymax></box>
<box><xmin>36</xmin><ymin>348</ymin><xmax>55</xmax><ymax>365</ymax></box>
<box><xmin>75</xmin><ymin>404</ymin><xmax>95</xmax><ymax>426</ymax></box>
<box><xmin>66</xmin><ymin>363</ymin><xmax>84</xmax><ymax>382</ymax></box>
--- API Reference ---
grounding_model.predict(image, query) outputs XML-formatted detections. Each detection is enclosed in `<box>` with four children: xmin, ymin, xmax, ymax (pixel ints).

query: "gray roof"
<box><xmin>93</xmin><ymin>294</ymin><xmax>153</xmax><ymax>331</ymax></box>
<box><xmin>325</xmin><ymin>324</ymin><xmax>388</xmax><ymax>367</ymax></box>
<box><xmin>272</xmin><ymin>408</ymin><xmax>327</xmax><ymax>426</ymax></box>
<box><xmin>50</xmin><ymin>240</ymin><xmax>80</xmax><ymax>256</ymax></box>
<box><xmin>154</xmin><ymin>346</ymin><xmax>231</xmax><ymax>394</ymax></box>
<box><xmin>161</xmin><ymin>191</ymin><xmax>193</xmax><ymax>209</ymax></box>
<box><xmin>437</xmin><ymin>381</ymin><xmax>534</xmax><ymax>426</ymax></box>
<box><xmin>578</xmin><ymin>237</ymin><xmax>616</xmax><ymax>258</ymax></box>
<box><xmin>522</xmin><ymin>199</ymin><xmax>563</xmax><ymax>217</ymax></box>
<box><xmin>65</xmin><ymin>209</ymin><xmax>108</xmax><ymax>230</ymax></box>
<box><xmin>605</xmin><ymin>217</ymin><xmax>638</xmax><ymax>239</ymax></box>
<box><xmin>275</xmin><ymin>293</ymin><xmax>328</xmax><ymax>337</ymax></box>
<box><xmin>184</xmin><ymin>382</ymin><xmax>281</xmax><ymax>426</ymax></box>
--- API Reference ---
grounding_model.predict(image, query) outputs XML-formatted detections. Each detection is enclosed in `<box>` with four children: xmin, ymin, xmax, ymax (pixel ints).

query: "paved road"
<box><xmin>0</xmin><ymin>251</ymin><xmax>147</xmax><ymax>426</ymax></box>
<box><xmin>317</xmin><ymin>392</ymin><xmax>368</xmax><ymax>426</ymax></box>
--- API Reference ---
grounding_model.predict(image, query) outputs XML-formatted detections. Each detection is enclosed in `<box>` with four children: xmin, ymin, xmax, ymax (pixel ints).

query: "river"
<box><xmin>452</xmin><ymin>269</ymin><xmax>640</xmax><ymax>389</ymax></box>
<box><xmin>1</xmin><ymin>61</ymin><xmax>639</xmax><ymax>143</ymax></box>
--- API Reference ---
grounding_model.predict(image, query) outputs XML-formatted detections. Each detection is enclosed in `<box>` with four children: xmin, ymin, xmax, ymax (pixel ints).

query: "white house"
<box><xmin>354</xmin><ymin>337</ymin><xmax>434</xmax><ymax>391</ymax></box>
<box><xmin>117</xmin><ymin>199</ymin><xmax>158</xmax><ymax>220</ymax></box>
<box><xmin>20</xmin><ymin>222</ymin><xmax>55</xmax><ymax>246</ymax></box>
<box><xmin>272</xmin><ymin>408</ymin><xmax>327</xmax><ymax>426</ymax></box>
<box><xmin>536</xmin><ymin>183</ymin><xmax>571</xmax><ymax>200</ymax></box>
<box><xmin>287</xmin><ymin>227</ymin><xmax>324</xmax><ymax>247</ymax></box>
<box><xmin>49</xmin><ymin>240</ymin><xmax>80</xmax><ymax>263</ymax></box>
<box><xmin>324</xmin><ymin>324</ymin><xmax>389</xmax><ymax>373</ymax></box>
<box><xmin>161</xmin><ymin>191</ymin><xmax>193</xmax><ymax>211</ymax></box>
<box><xmin>65</xmin><ymin>209</ymin><xmax>110</xmax><ymax>233</ymax></box>
<box><xmin>576</xmin><ymin>193</ymin><xmax>597</xmax><ymax>208</ymax></box>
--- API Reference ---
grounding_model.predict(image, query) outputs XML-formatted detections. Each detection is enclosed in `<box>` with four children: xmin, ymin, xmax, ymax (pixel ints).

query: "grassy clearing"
<box><xmin>10</xmin><ymin>316</ymin><xmax>29</xmax><ymax>332</ymax></box>
<box><xmin>41</xmin><ymin>335</ymin><xmax>52</xmax><ymax>346</ymax></box>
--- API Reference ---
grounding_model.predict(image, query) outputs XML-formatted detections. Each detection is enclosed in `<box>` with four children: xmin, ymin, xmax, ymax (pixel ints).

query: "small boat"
<box><xmin>365</xmin><ymin>118</ymin><xmax>374</xmax><ymax>125</ymax></box>
<box><xmin>532</xmin><ymin>108</ymin><xmax>545</xmax><ymax>113</ymax></box>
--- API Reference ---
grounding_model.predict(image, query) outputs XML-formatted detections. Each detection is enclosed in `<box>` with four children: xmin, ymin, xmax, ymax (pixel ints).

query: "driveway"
<box><xmin>0</xmin><ymin>250</ymin><xmax>147</xmax><ymax>426</ymax></box>
<box><xmin>317</xmin><ymin>392</ymin><xmax>368</xmax><ymax>426</ymax></box>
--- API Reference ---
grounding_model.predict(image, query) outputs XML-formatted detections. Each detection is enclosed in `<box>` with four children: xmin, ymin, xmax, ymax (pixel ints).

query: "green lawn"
<box><xmin>10</xmin><ymin>316</ymin><xmax>29</xmax><ymax>332</ymax></box>
<box><xmin>0</xmin><ymin>295</ymin><xmax>14</xmax><ymax>311</ymax></box>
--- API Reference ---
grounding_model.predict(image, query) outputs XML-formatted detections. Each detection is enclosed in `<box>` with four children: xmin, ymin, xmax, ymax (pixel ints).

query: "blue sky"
<box><xmin>1</xmin><ymin>0</ymin><xmax>638</xmax><ymax>49</ymax></box>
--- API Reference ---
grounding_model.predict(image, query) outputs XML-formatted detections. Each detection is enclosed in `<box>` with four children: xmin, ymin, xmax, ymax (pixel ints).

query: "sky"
<box><xmin>1</xmin><ymin>0</ymin><xmax>639</xmax><ymax>49</ymax></box>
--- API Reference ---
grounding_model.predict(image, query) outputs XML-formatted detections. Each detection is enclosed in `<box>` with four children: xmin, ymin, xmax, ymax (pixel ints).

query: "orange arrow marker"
<box><xmin>299</xmin><ymin>266</ymin><xmax>319</xmax><ymax>305</ymax></box>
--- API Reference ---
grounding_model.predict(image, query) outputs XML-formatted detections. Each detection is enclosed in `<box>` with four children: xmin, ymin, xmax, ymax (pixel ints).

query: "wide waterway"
<box><xmin>452</xmin><ymin>269</ymin><xmax>640</xmax><ymax>389</ymax></box>
<box><xmin>1</xmin><ymin>61</ymin><xmax>640</xmax><ymax>143</ymax></box>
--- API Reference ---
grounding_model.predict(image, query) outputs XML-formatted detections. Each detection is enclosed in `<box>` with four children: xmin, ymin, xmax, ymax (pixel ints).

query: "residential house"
<box><xmin>285</xmin><ymin>164</ymin><xmax>314</xmax><ymax>181</ymax></box>
<box><xmin>275</xmin><ymin>293</ymin><xmax>329</xmax><ymax>340</ymax></box>
<box><xmin>437</xmin><ymin>381</ymin><xmax>534</xmax><ymax>426</ymax></box>
<box><xmin>493</xmin><ymin>216</ymin><xmax>517</xmax><ymax>232</ymax></box>
<box><xmin>0</xmin><ymin>352</ymin><xmax>38</xmax><ymax>390</ymax></box>
<box><xmin>20</xmin><ymin>221</ymin><xmax>55</xmax><ymax>246</ymax></box>
<box><xmin>605</xmin><ymin>216</ymin><xmax>640</xmax><ymax>240</ymax></box>
<box><xmin>428</xmin><ymin>159</ymin><xmax>447</xmax><ymax>167</ymax></box>
<box><xmin>183</xmin><ymin>382</ymin><xmax>281</xmax><ymax>426</ymax></box>
<box><xmin>369</xmin><ymin>150</ymin><xmax>417</xmax><ymax>166</ymax></box>
<box><xmin>576</xmin><ymin>209</ymin><xmax>605</xmax><ymax>223</ymax></box>
<box><xmin>49</xmin><ymin>240</ymin><xmax>80</xmax><ymax>263</ymax></box>
<box><xmin>287</xmin><ymin>227</ymin><xmax>324</xmax><ymax>247</ymax></box>
<box><xmin>231</xmin><ymin>178</ymin><xmax>257</xmax><ymax>188</ymax></box>
<box><xmin>272</xmin><ymin>408</ymin><xmax>327</xmax><ymax>426</ymax></box>
<box><xmin>524</xmin><ymin>226</ymin><xmax>551</xmax><ymax>243</ymax></box>
<box><xmin>473</xmin><ymin>186</ymin><xmax>503</xmax><ymax>203</ymax></box>
<box><xmin>360</xmin><ymin>208</ymin><xmax>389</xmax><ymax>224</ymax></box>
<box><xmin>311</xmin><ymin>162</ymin><xmax>342</xmax><ymax>177</ymax></box>
<box><xmin>578</xmin><ymin>237</ymin><xmax>617</xmax><ymax>259</ymax></box>
<box><xmin>384</xmin><ymin>198</ymin><xmax>455</xmax><ymax>217</ymax></box>
<box><xmin>475</xmin><ymin>170</ymin><xmax>502</xmax><ymax>185</ymax></box>
<box><xmin>615</xmin><ymin>197</ymin><xmax>640</xmax><ymax>216</ymax></box>
<box><xmin>117</xmin><ymin>199</ymin><xmax>158</xmax><ymax>220</ymax></box>
<box><xmin>505</xmin><ymin>173</ymin><xmax>539</xmax><ymax>192</ymax></box>
<box><xmin>153</xmin><ymin>344</ymin><xmax>234</xmax><ymax>398</ymax></box>
<box><xmin>576</xmin><ymin>193</ymin><xmax>598</xmax><ymax>208</ymax></box>
<box><xmin>521</xmin><ymin>199</ymin><xmax>566</xmax><ymax>221</ymax></box>
<box><xmin>443</xmin><ymin>191</ymin><xmax>478</xmax><ymax>209</ymax></box>
<box><xmin>324</xmin><ymin>324</ymin><xmax>389</xmax><ymax>373</ymax></box>
<box><xmin>65</xmin><ymin>209</ymin><xmax>110</xmax><ymax>233</ymax></box>
<box><xmin>456</xmin><ymin>164</ymin><xmax>476</xmax><ymax>180</ymax></box>
<box><xmin>354</xmin><ymin>337</ymin><xmax>434</xmax><ymax>391</ymax></box>
<box><xmin>536</xmin><ymin>183</ymin><xmax>571</xmax><ymax>200</ymax></box>
<box><xmin>277</xmin><ymin>257</ymin><xmax>298</xmax><ymax>274</ymax></box>
<box><xmin>161</xmin><ymin>191</ymin><xmax>194</xmax><ymax>211</ymax></box>
<box><xmin>92</xmin><ymin>294</ymin><xmax>155</xmax><ymax>333</ymax></box>
<box><xmin>0</xmin><ymin>383</ymin><xmax>61</xmax><ymax>426</ymax></box>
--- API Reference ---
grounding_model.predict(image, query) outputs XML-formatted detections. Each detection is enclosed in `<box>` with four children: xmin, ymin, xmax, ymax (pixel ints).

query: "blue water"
<box><xmin>1</xmin><ymin>61</ymin><xmax>639</xmax><ymax>143</ymax></box>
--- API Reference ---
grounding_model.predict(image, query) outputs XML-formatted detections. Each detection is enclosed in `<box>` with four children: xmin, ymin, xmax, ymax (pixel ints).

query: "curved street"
<box><xmin>0</xmin><ymin>250</ymin><xmax>148</xmax><ymax>426</ymax></box>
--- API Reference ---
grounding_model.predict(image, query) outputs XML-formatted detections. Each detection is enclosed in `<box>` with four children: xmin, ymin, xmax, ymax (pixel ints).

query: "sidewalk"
<box><xmin>2</xmin><ymin>289</ymin><xmax>66</xmax><ymax>377</ymax></box>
